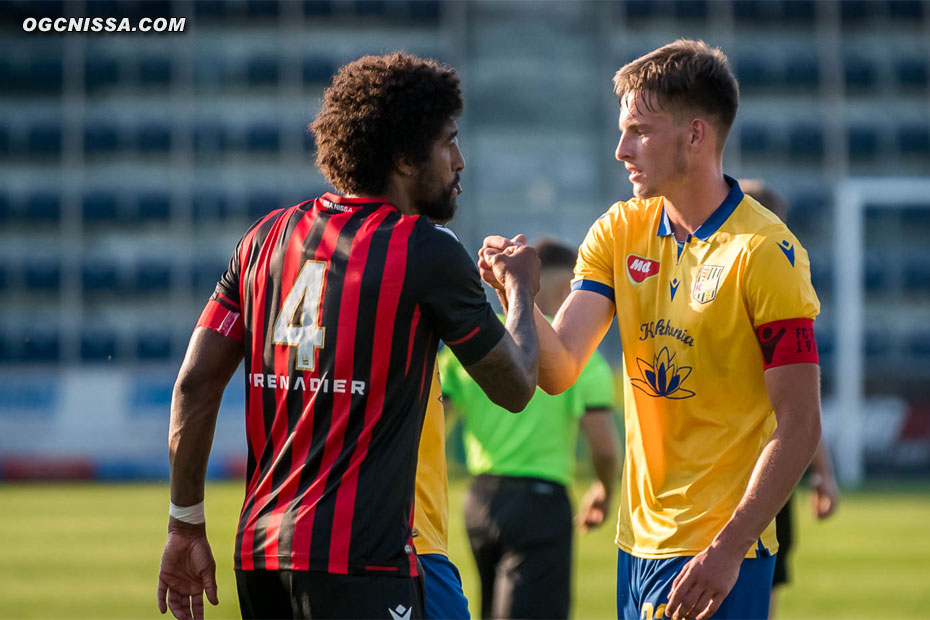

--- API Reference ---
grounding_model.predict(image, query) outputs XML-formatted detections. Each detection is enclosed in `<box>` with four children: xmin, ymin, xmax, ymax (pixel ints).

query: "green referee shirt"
<box><xmin>438</xmin><ymin>323</ymin><xmax>616</xmax><ymax>487</ymax></box>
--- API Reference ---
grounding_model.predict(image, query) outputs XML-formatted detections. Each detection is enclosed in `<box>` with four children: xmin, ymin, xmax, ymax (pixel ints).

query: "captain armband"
<box><xmin>755</xmin><ymin>318</ymin><xmax>818</xmax><ymax>369</ymax></box>
<box><xmin>196</xmin><ymin>297</ymin><xmax>244</xmax><ymax>343</ymax></box>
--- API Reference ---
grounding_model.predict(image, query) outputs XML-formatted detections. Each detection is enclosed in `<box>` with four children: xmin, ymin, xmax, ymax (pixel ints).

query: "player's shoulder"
<box><xmin>599</xmin><ymin>196</ymin><xmax>663</xmax><ymax>225</ymax></box>
<box><xmin>586</xmin><ymin>196</ymin><xmax>662</xmax><ymax>237</ymax></box>
<box><xmin>737</xmin><ymin>195</ymin><xmax>804</xmax><ymax>250</ymax></box>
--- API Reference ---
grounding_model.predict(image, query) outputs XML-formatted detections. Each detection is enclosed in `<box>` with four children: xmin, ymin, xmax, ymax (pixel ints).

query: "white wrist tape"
<box><xmin>169</xmin><ymin>500</ymin><xmax>205</xmax><ymax>524</ymax></box>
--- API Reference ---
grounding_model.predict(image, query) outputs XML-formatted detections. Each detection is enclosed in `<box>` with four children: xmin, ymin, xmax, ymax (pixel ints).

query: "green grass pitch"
<box><xmin>0</xmin><ymin>479</ymin><xmax>928</xmax><ymax>619</ymax></box>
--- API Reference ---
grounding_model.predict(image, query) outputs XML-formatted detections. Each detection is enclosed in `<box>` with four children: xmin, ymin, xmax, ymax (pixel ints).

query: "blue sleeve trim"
<box><xmin>571</xmin><ymin>279</ymin><xmax>615</xmax><ymax>301</ymax></box>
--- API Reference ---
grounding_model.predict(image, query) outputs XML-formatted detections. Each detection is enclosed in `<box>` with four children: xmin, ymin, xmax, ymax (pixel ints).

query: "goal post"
<box><xmin>832</xmin><ymin>178</ymin><xmax>930</xmax><ymax>487</ymax></box>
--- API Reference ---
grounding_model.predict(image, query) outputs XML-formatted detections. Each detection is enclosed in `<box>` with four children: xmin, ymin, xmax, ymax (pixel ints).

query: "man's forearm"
<box><xmin>169</xmin><ymin>382</ymin><xmax>224</xmax><ymax>506</ymax></box>
<box><xmin>168</xmin><ymin>328</ymin><xmax>243</xmax><ymax>507</ymax></box>
<box><xmin>502</xmin><ymin>281</ymin><xmax>539</xmax><ymax>393</ymax></box>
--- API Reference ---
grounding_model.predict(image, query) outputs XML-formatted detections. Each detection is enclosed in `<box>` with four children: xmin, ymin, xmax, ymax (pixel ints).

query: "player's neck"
<box><xmin>380</xmin><ymin>174</ymin><xmax>419</xmax><ymax>217</ymax></box>
<box><xmin>661</xmin><ymin>168</ymin><xmax>730</xmax><ymax>242</ymax></box>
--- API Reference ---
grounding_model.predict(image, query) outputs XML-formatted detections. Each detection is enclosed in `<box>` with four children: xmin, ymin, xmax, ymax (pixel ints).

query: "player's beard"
<box><xmin>415</xmin><ymin>167</ymin><xmax>459</xmax><ymax>224</ymax></box>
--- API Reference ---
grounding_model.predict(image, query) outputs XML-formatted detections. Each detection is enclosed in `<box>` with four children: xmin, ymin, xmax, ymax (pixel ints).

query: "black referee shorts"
<box><xmin>235</xmin><ymin>569</ymin><xmax>424</xmax><ymax>620</ymax></box>
<box><xmin>773</xmin><ymin>493</ymin><xmax>795</xmax><ymax>587</ymax></box>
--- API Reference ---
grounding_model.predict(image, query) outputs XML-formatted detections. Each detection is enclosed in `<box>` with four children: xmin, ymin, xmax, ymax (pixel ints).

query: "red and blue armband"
<box><xmin>755</xmin><ymin>318</ymin><xmax>818</xmax><ymax>369</ymax></box>
<box><xmin>196</xmin><ymin>296</ymin><xmax>244</xmax><ymax>343</ymax></box>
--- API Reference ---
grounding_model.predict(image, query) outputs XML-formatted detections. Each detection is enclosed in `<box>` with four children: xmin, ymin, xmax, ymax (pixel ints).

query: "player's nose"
<box><xmin>452</xmin><ymin>143</ymin><xmax>465</xmax><ymax>172</ymax></box>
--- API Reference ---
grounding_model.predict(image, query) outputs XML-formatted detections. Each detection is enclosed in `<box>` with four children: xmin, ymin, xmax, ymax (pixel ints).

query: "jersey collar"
<box><xmin>656</xmin><ymin>175</ymin><xmax>744</xmax><ymax>240</ymax></box>
<box><xmin>320</xmin><ymin>192</ymin><xmax>395</xmax><ymax>211</ymax></box>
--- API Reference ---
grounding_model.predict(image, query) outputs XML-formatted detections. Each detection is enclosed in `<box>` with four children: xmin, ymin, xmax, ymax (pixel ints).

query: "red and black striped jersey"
<box><xmin>203</xmin><ymin>193</ymin><xmax>503</xmax><ymax>576</ymax></box>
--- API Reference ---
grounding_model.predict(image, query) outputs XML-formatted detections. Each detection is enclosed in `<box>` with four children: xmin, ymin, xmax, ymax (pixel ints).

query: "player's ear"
<box><xmin>394</xmin><ymin>153</ymin><xmax>416</xmax><ymax>177</ymax></box>
<box><xmin>689</xmin><ymin>118</ymin><xmax>708</xmax><ymax>148</ymax></box>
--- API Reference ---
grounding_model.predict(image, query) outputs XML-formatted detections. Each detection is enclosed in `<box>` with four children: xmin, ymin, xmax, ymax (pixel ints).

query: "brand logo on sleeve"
<box><xmin>777</xmin><ymin>240</ymin><xmax>795</xmax><ymax>267</ymax></box>
<box><xmin>626</xmin><ymin>254</ymin><xmax>660</xmax><ymax>285</ymax></box>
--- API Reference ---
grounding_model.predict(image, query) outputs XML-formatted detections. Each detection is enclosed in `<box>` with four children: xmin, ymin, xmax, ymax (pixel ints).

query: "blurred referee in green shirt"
<box><xmin>438</xmin><ymin>238</ymin><xmax>621</xmax><ymax>619</ymax></box>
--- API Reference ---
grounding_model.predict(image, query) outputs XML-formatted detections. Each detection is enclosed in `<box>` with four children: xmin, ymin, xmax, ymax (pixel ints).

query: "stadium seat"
<box><xmin>304</xmin><ymin>0</ymin><xmax>333</xmax><ymax>16</ymax></box>
<box><xmin>134</xmin><ymin>1</ymin><xmax>173</xmax><ymax>19</ymax></box>
<box><xmin>247</xmin><ymin>190</ymin><xmax>281</xmax><ymax>221</ymax></box>
<box><xmin>80</xmin><ymin>328</ymin><xmax>118</xmax><ymax>362</ymax></box>
<box><xmin>783</xmin><ymin>54</ymin><xmax>820</xmax><ymax>90</ymax></box>
<box><xmin>407</xmin><ymin>0</ymin><xmax>439</xmax><ymax>22</ymax></box>
<box><xmin>863</xmin><ymin>249</ymin><xmax>887</xmax><ymax>293</ymax></box>
<box><xmin>865</xmin><ymin>328</ymin><xmax>892</xmax><ymax>358</ymax></box>
<box><xmin>22</xmin><ymin>328</ymin><xmax>60</xmax><ymax>363</ymax></box>
<box><xmin>0</xmin><ymin>328</ymin><xmax>12</xmax><ymax>363</ymax></box>
<box><xmin>136</xmin><ymin>330</ymin><xmax>173</xmax><ymax>361</ymax></box>
<box><xmin>26</xmin><ymin>122</ymin><xmax>62</xmax><ymax>158</ymax></box>
<box><xmin>191</xmin><ymin>258</ymin><xmax>228</xmax><ymax>295</ymax></box>
<box><xmin>787</xmin><ymin>188</ymin><xmax>827</xmax><ymax>225</ymax></box>
<box><xmin>354</xmin><ymin>0</ymin><xmax>387</xmax><ymax>17</ymax></box>
<box><xmin>136</xmin><ymin>123</ymin><xmax>172</xmax><ymax>153</ymax></box>
<box><xmin>302</xmin><ymin>56</ymin><xmax>335</xmax><ymax>85</ymax></box>
<box><xmin>191</xmin><ymin>188</ymin><xmax>228</xmax><ymax>220</ymax></box>
<box><xmin>807</xmin><ymin>250</ymin><xmax>832</xmax><ymax>295</ymax></box>
<box><xmin>84</xmin><ymin>55</ymin><xmax>121</xmax><ymax>93</ymax></box>
<box><xmin>138</xmin><ymin>56</ymin><xmax>172</xmax><ymax>86</ymax></box>
<box><xmin>840</xmin><ymin>0</ymin><xmax>876</xmax><ymax>23</ymax></box>
<box><xmin>23</xmin><ymin>192</ymin><xmax>61</xmax><ymax>222</ymax></box>
<box><xmin>246</xmin><ymin>54</ymin><xmax>279</xmax><ymax>87</ymax></box>
<box><xmin>625</xmin><ymin>0</ymin><xmax>657</xmax><ymax>20</ymax></box>
<box><xmin>894</xmin><ymin>56</ymin><xmax>928</xmax><ymax>91</ymax></box>
<box><xmin>23</xmin><ymin>259</ymin><xmax>61</xmax><ymax>291</ymax></box>
<box><xmin>732</xmin><ymin>0</ymin><xmax>768</xmax><ymax>21</ymax></box>
<box><xmin>193</xmin><ymin>124</ymin><xmax>228</xmax><ymax>155</ymax></box>
<box><xmin>673</xmin><ymin>0</ymin><xmax>707</xmax><ymax>20</ymax></box>
<box><xmin>81</xmin><ymin>259</ymin><xmax>120</xmax><ymax>293</ymax></box>
<box><xmin>907</xmin><ymin>331</ymin><xmax>930</xmax><ymax>357</ymax></box>
<box><xmin>82</xmin><ymin>191</ymin><xmax>120</xmax><ymax>223</ymax></box>
<box><xmin>246</xmin><ymin>123</ymin><xmax>280</xmax><ymax>152</ymax></box>
<box><xmin>85</xmin><ymin>0</ymin><xmax>119</xmax><ymax>18</ymax></box>
<box><xmin>194</xmin><ymin>0</ymin><xmax>227</xmax><ymax>20</ymax></box>
<box><xmin>20</xmin><ymin>55</ymin><xmax>63</xmax><ymax>96</ymax></box>
<box><xmin>888</xmin><ymin>0</ymin><xmax>923</xmax><ymax>19</ymax></box>
<box><xmin>739</xmin><ymin>124</ymin><xmax>773</xmax><ymax>156</ymax></box>
<box><xmin>0</xmin><ymin>116</ymin><xmax>9</xmax><ymax>156</ymax></box>
<box><xmin>84</xmin><ymin>123</ymin><xmax>121</xmax><ymax>156</ymax></box>
<box><xmin>246</xmin><ymin>0</ymin><xmax>279</xmax><ymax>18</ymax></box>
<box><xmin>134</xmin><ymin>261</ymin><xmax>172</xmax><ymax>293</ymax></box>
<box><xmin>896</xmin><ymin>123</ymin><xmax>930</xmax><ymax>156</ymax></box>
<box><xmin>844</xmin><ymin>56</ymin><xmax>876</xmax><ymax>91</ymax></box>
<box><xmin>734</xmin><ymin>55</ymin><xmax>772</xmax><ymax>91</ymax></box>
<box><xmin>847</xmin><ymin>125</ymin><xmax>878</xmax><ymax>162</ymax></box>
<box><xmin>904</xmin><ymin>252</ymin><xmax>930</xmax><ymax>293</ymax></box>
<box><xmin>787</xmin><ymin>123</ymin><xmax>824</xmax><ymax>161</ymax></box>
<box><xmin>781</xmin><ymin>0</ymin><xmax>815</xmax><ymax>21</ymax></box>
<box><xmin>137</xmin><ymin>191</ymin><xmax>172</xmax><ymax>221</ymax></box>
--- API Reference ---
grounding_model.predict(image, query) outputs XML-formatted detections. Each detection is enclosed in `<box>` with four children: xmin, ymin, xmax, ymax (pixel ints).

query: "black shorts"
<box><xmin>464</xmin><ymin>474</ymin><xmax>573</xmax><ymax>619</ymax></box>
<box><xmin>773</xmin><ymin>493</ymin><xmax>795</xmax><ymax>587</ymax></box>
<box><xmin>235</xmin><ymin>569</ymin><xmax>424</xmax><ymax>619</ymax></box>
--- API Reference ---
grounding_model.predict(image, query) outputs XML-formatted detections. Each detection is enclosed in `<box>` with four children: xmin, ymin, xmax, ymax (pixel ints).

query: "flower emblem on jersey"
<box><xmin>630</xmin><ymin>347</ymin><xmax>695</xmax><ymax>399</ymax></box>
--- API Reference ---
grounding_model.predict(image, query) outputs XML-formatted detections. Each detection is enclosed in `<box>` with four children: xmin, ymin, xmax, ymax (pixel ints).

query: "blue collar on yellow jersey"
<box><xmin>657</xmin><ymin>175</ymin><xmax>745</xmax><ymax>241</ymax></box>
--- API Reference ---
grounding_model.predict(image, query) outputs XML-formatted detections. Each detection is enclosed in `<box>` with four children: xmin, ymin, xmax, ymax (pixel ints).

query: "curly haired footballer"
<box><xmin>310</xmin><ymin>52</ymin><xmax>463</xmax><ymax>197</ymax></box>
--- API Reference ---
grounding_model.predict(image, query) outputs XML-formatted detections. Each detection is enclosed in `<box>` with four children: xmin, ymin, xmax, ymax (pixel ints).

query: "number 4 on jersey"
<box><xmin>273</xmin><ymin>260</ymin><xmax>327</xmax><ymax>371</ymax></box>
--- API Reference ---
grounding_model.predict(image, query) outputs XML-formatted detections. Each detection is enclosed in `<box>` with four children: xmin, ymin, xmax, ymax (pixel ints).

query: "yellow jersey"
<box><xmin>572</xmin><ymin>178</ymin><xmax>820</xmax><ymax>559</ymax></box>
<box><xmin>412</xmin><ymin>368</ymin><xmax>449</xmax><ymax>556</ymax></box>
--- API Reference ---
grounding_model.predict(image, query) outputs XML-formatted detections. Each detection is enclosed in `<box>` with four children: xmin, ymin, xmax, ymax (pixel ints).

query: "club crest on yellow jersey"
<box><xmin>691</xmin><ymin>264</ymin><xmax>724</xmax><ymax>304</ymax></box>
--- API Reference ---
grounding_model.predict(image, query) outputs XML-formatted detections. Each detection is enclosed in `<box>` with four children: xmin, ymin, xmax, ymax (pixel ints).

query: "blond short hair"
<box><xmin>613</xmin><ymin>39</ymin><xmax>739</xmax><ymax>144</ymax></box>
